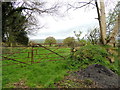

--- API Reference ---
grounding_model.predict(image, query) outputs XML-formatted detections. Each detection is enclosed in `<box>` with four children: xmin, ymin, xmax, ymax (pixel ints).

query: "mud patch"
<box><xmin>55</xmin><ymin>73</ymin><xmax>101</xmax><ymax>88</ymax></box>
<box><xmin>13</xmin><ymin>80</ymin><xmax>29</xmax><ymax>88</ymax></box>
<box><xmin>74</xmin><ymin>64</ymin><xmax>119</xmax><ymax>88</ymax></box>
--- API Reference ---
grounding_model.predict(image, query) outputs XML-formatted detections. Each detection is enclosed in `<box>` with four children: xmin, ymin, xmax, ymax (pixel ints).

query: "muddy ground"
<box><xmin>55</xmin><ymin>64</ymin><xmax>119</xmax><ymax>88</ymax></box>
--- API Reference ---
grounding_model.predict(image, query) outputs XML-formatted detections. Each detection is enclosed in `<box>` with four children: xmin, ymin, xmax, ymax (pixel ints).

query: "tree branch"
<box><xmin>67</xmin><ymin>0</ymin><xmax>94</xmax><ymax>11</ymax></box>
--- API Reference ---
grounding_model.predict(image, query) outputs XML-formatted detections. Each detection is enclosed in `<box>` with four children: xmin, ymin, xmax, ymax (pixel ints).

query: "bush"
<box><xmin>63</xmin><ymin>37</ymin><xmax>75</xmax><ymax>47</ymax></box>
<box><xmin>78</xmin><ymin>40</ymin><xmax>87</xmax><ymax>46</ymax></box>
<box><xmin>67</xmin><ymin>45</ymin><xmax>120</xmax><ymax>75</ymax></box>
<box><xmin>74</xmin><ymin>45</ymin><xmax>109</xmax><ymax>62</ymax></box>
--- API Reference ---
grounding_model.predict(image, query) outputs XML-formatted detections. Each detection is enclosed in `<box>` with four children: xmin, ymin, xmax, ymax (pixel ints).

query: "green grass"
<box><xmin>2</xmin><ymin>60</ymin><xmax>69</xmax><ymax>88</ymax></box>
<box><xmin>2</xmin><ymin>45</ymin><xmax>119</xmax><ymax>88</ymax></box>
<box><xmin>2</xmin><ymin>47</ymin><xmax>71</xmax><ymax>88</ymax></box>
<box><xmin>2</xmin><ymin>47</ymin><xmax>70</xmax><ymax>65</ymax></box>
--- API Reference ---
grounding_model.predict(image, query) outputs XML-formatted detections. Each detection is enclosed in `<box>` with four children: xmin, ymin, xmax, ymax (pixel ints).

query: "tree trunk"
<box><xmin>95</xmin><ymin>0</ymin><xmax>106</xmax><ymax>45</ymax></box>
<box><xmin>99</xmin><ymin>0</ymin><xmax>107</xmax><ymax>45</ymax></box>
<box><xmin>107</xmin><ymin>13</ymin><xmax>120</xmax><ymax>46</ymax></box>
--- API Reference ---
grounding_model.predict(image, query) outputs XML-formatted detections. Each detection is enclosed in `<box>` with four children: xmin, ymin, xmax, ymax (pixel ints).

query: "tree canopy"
<box><xmin>2</xmin><ymin>2</ymin><xmax>29</xmax><ymax>46</ymax></box>
<box><xmin>63</xmin><ymin>37</ymin><xmax>75</xmax><ymax>47</ymax></box>
<box><xmin>44</xmin><ymin>36</ymin><xmax>56</xmax><ymax>46</ymax></box>
<box><xmin>2</xmin><ymin>1</ymin><xmax>61</xmax><ymax>46</ymax></box>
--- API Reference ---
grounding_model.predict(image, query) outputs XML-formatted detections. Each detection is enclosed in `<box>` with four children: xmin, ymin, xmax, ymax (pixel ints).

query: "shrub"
<box><xmin>67</xmin><ymin>44</ymin><xmax>120</xmax><ymax>75</ymax></box>
<box><xmin>74</xmin><ymin>45</ymin><xmax>109</xmax><ymax>62</ymax></box>
<box><xmin>78</xmin><ymin>40</ymin><xmax>87</xmax><ymax>46</ymax></box>
<box><xmin>63</xmin><ymin>37</ymin><xmax>75</xmax><ymax>48</ymax></box>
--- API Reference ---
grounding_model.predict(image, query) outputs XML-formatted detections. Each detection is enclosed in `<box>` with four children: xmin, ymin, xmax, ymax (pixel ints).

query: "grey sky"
<box><xmin>28</xmin><ymin>0</ymin><xmax>118</xmax><ymax>39</ymax></box>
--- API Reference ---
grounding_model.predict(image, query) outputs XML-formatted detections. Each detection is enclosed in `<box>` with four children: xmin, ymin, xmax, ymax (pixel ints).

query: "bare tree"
<box><xmin>106</xmin><ymin>13</ymin><xmax>119</xmax><ymax>46</ymax></box>
<box><xmin>67</xmin><ymin>0</ymin><xmax>119</xmax><ymax>46</ymax></box>
<box><xmin>106</xmin><ymin>1</ymin><xmax>120</xmax><ymax>35</ymax></box>
<box><xmin>95</xmin><ymin>0</ymin><xmax>106</xmax><ymax>44</ymax></box>
<box><xmin>7</xmin><ymin>0</ymin><xmax>63</xmax><ymax>34</ymax></box>
<box><xmin>74</xmin><ymin>31</ymin><xmax>82</xmax><ymax>42</ymax></box>
<box><xmin>87</xmin><ymin>28</ymin><xmax>100</xmax><ymax>45</ymax></box>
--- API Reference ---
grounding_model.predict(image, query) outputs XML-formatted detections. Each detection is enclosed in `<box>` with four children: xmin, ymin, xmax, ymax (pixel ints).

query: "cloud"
<box><xmin>29</xmin><ymin>18</ymin><xmax>99</xmax><ymax>39</ymax></box>
<box><xmin>28</xmin><ymin>0</ymin><xmax>116</xmax><ymax>39</ymax></box>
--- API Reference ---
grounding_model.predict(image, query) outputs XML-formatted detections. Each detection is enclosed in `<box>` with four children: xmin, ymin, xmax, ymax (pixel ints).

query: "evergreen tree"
<box><xmin>2</xmin><ymin>2</ymin><xmax>29</xmax><ymax>46</ymax></box>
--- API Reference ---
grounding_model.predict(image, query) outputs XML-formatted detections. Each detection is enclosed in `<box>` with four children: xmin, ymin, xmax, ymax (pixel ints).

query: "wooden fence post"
<box><xmin>36</xmin><ymin>49</ymin><xmax>37</xmax><ymax>55</ymax></box>
<box><xmin>31</xmin><ymin>47</ymin><xmax>34</xmax><ymax>64</ymax></box>
<box><xmin>28</xmin><ymin>52</ymin><xmax>30</xmax><ymax>58</ymax></box>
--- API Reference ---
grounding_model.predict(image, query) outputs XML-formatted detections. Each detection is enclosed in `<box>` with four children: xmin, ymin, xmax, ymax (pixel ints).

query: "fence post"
<box><xmin>36</xmin><ymin>49</ymin><xmax>37</xmax><ymax>55</ymax></box>
<box><xmin>31</xmin><ymin>47</ymin><xmax>34</xmax><ymax>64</ymax></box>
<box><xmin>28</xmin><ymin>52</ymin><xmax>29</xmax><ymax>58</ymax></box>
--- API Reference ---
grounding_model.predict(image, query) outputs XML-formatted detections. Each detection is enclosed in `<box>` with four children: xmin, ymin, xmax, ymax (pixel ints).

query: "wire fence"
<box><xmin>1</xmin><ymin>44</ymin><xmax>71</xmax><ymax>67</ymax></box>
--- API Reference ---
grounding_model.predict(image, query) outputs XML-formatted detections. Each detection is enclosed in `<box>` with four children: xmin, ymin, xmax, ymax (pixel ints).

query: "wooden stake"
<box><xmin>31</xmin><ymin>47</ymin><xmax>34</xmax><ymax>64</ymax></box>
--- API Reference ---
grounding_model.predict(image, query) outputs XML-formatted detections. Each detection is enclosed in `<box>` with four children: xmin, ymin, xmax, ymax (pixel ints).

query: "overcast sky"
<box><xmin>28</xmin><ymin>0</ymin><xmax>118</xmax><ymax>40</ymax></box>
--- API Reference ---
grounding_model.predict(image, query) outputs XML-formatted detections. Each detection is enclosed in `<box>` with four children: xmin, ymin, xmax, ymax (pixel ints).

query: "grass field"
<box><xmin>2</xmin><ymin>45</ymin><xmax>119</xmax><ymax>88</ymax></box>
<box><xmin>2</xmin><ymin>47</ymin><xmax>70</xmax><ymax>65</ymax></box>
<box><xmin>2</xmin><ymin>46</ymin><xmax>71</xmax><ymax>88</ymax></box>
